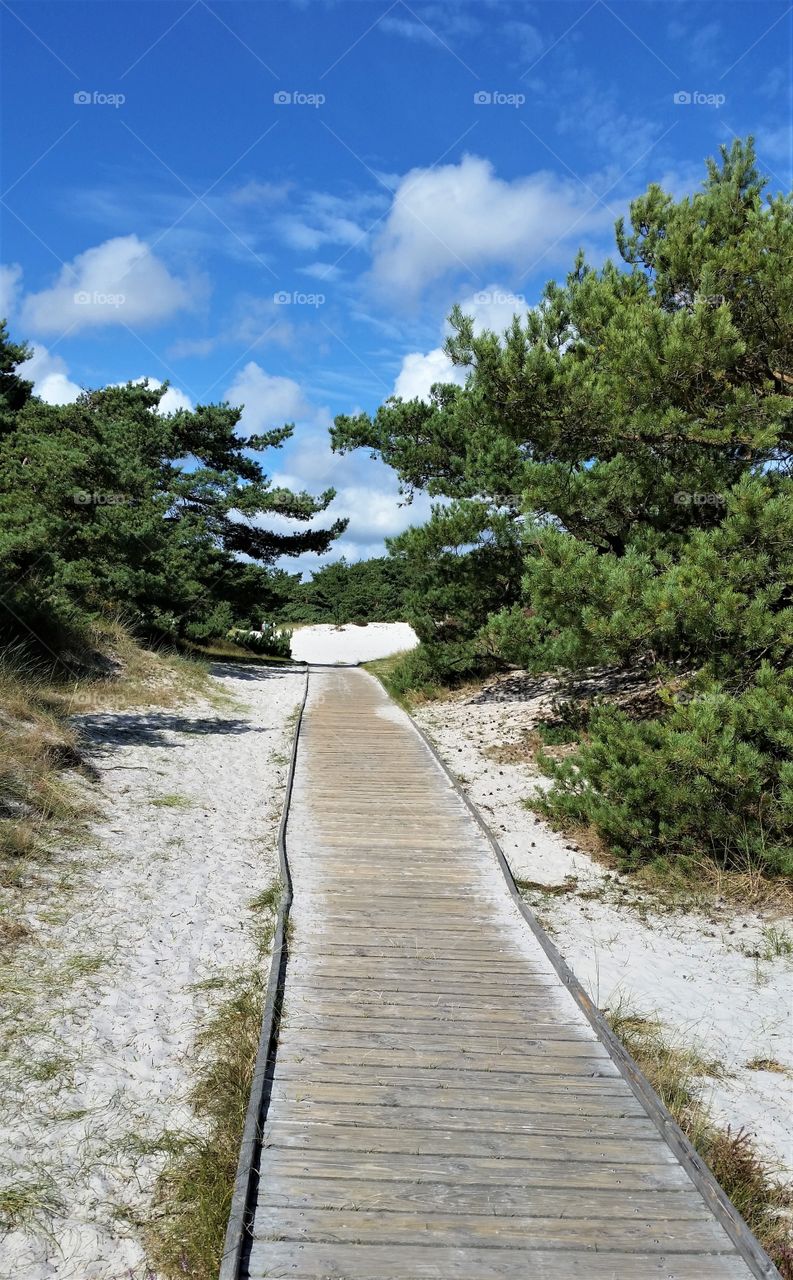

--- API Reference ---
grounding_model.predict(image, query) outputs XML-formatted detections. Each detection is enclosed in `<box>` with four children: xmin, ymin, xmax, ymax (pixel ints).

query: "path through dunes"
<box><xmin>243</xmin><ymin>668</ymin><xmax>773</xmax><ymax>1280</ymax></box>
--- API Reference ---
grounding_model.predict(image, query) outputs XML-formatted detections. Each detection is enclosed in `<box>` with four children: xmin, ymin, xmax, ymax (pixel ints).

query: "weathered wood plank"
<box><xmin>255</xmin><ymin>1174</ymin><xmax>709</xmax><ymax>1218</ymax></box>
<box><xmin>275</xmin><ymin>1029</ymin><xmax>611</xmax><ymax>1057</ymax></box>
<box><xmin>246</xmin><ymin>1241</ymin><xmax>748</xmax><ymax>1280</ymax></box>
<box><xmin>251</xmin><ymin>1205</ymin><xmax>732</xmax><ymax>1252</ymax></box>
<box><xmin>278</xmin><ymin>1014</ymin><xmax>595</xmax><ymax>1039</ymax></box>
<box><xmin>273</xmin><ymin>1046</ymin><xmax>620</xmax><ymax>1075</ymax></box>
<box><xmin>262</xmin><ymin>1121</ymin><xmax>667</xmax><ymax>1162</ymax></box>
<box><xmin>265</xmin><ymin>1099</ymin><xmax>657</xmax><ymax>1138</ymax></box>
<box><xmin>256</xmin><ymin>1149</ymin><xmax>695</xmax><ymax>1191</ymax></box>
<box><xmin>268</xmin><ymin>1062</ymin><xmax>637</xmax><ymax>1095</ymax></box>
<box><xmin>268</xmin><ymin>1080</ymin><xmax>647</xmax><ymax>1115</ymax></box>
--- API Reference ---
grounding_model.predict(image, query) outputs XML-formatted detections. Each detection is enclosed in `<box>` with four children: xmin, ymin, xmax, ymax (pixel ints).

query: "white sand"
<box><xmin>289</xmin><ymin>621</ymin><xmax>418</xmax><ymax>666</ymax></box>
<box><xmin>414</xmin><ymin>673</ymin><xmax>793</xmax><ymax>1178</ymax></box>
<box><xmin>1</xmin><ymin>663</ymin><xmax>305</xmax><ymax>1278</ymax></box>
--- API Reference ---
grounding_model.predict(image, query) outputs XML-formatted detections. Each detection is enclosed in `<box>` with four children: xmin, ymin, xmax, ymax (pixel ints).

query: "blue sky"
<box><xmin>1</xmin><ymin>0</ymin><xmax>791</xmax><ymax>574</ymax></box>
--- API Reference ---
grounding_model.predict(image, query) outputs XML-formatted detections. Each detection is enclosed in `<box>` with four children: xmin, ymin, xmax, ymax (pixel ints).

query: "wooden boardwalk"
<box><xmin>245</xmin><ymin>668</ymin><xmax>768</xmax><ymax>1279</ymax></box>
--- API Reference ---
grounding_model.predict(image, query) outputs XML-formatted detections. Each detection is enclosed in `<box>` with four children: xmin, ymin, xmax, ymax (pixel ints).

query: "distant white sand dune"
<box><xmin>289</xmin><ymin>621</ymin><xmax>418</xmax><ymax>665</ymax></box>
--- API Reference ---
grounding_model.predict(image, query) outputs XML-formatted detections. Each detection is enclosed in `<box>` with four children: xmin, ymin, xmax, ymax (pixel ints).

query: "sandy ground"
<box><xmin>413</xmin><ymin>672</ymin><xmax>793</xmax><ymax>1179</ymax></box>
<box><xmin>289</xmin><ymin>621</ymin><xmax>417</xmax><ymax>665</ymax></box>
<box><xmin>1</xmin><ymin>663</ymin><xmax>305</xmax><ymax>1279</ymax></box>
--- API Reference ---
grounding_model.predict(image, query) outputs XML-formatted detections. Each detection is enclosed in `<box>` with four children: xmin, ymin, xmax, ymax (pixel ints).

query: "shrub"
<box><xmin>536</xmin><ymin>664</ymin><xmax>793</xmax><ymax>877</ymax></box>
<box><xmin>376</xmin><ymin>640</ymin><xmax>496</xmax><ymax>702</ymax></box>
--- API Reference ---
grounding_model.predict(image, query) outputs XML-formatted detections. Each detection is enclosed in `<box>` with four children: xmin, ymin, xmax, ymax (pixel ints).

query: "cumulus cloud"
<box><xmin>454</xmin><ymin>284</ymin><xmax>530</xmax><ymax>335</ymax></box>
<box><xmin>226</xmin><ymin>362</ymin><xmax>315</xmax><ymax>436</ymax></box>
<box><xmin>21</xmin><ymin>235</ymin><xmax>197</xmax><ymax>333</ymax></box>
<box><xmin>0</xmin><ymin>263</ymin><xmax>23</xmax><ymax>318</ymax></box>
<box><xmin>393</xmin><ymin>347</ymin><xmax>464</xmax><ymax>400</ymax></box>
<box><xmin>19</xmin><ymin>344</ymin><xmax>82</xmax><ymax>404</ymax></box>
<box><xmin>370</xmin><ymin>154</ymin><xmax>611</xmax><ymax>298</ymax></box>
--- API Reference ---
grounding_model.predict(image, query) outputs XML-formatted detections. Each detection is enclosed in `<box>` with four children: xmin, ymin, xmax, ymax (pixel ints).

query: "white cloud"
<box><xmin>0</xmin><ymin>264</ymin><xmax>23</xmax><ymax>318</ymax></box>
<box><xmin>299</xmin><ymin>261</ymin><xmax>341</xmax><ymax>281</ymax></box>
<box><xmin>370</xmin><ymin>154</ymin><xmax>612</xmax><ymax>297</ymax></box>
<box><xmin>393</xmin><ymin>347</ymin><xmax>464</xmax><ymax>400</ymax></box>
<box><xmin>226</xmin><ymin>362</ymin><xmax>313</xmax><ymax>436</ymax></box>
<box><xmin>332</xmin><ymin>485</ymin><xmax>432</xmax><ymax>542</ymax></box>
<box><xmin>454</xmin><ymin>284</ymin><xmax>530</xmax><ymax>335</ymax></box>
<box><xmin>19</xmin><ymin>344</ymin><xmax>82</xmax><ymax>404</ymax></box>
<box><xmin>21</xmin><ymin>235</ymin><xmax>197</xmax><ymax>333</ymax></box>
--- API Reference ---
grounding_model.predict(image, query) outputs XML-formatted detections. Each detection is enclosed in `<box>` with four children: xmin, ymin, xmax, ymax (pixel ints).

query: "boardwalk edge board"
<box><xmin>397</xmin><ymin>671</ymin><xmax>780</xmax><ymax>1280</ymax></box>
<box><xmin>221</xmin><ymin>665</ymin><xmax>781</xmax><ymax>1280</ymax></box>
<box><xmin>218</xmin><ymin>667</ymin><xmax>309</xmax><ymax>1280</ymax></box>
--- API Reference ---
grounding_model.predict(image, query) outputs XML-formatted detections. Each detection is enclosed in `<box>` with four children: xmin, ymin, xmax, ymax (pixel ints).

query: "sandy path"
<box><xmin>1</xmin><ymin>662</ymin><xmax>305</xmax><ymax>1279</ymax></box>
<box><xmin>289</xmin><ymin>621</ymin><xmax>417</xmax><ymax>665</ymax></box>
<box><xmin>413</xmin><ymin>675</ymin><xmax>793</xmax><ymax>1179</ymax></box>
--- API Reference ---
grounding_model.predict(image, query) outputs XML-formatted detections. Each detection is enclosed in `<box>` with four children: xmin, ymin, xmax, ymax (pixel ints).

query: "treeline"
<box><xmin>332</xmin><ymin>140</ymin><xmax>793</xmax><ymax>879</ymax></box>
<box><xmin>277</xmin><ymin>557</ymin><xmax>411</xmax><ymax>625</ymax></box>
<box><xmin>0</xmin><ymin>331</ymin><xmax>345</xmax><ymax>660</ymax></box>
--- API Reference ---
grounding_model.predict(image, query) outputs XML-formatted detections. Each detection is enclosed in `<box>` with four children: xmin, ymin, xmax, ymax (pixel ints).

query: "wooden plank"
<box><xmin>255</xmin><ymin>1174</ymin><xmax>709</xmax><ymax>1218</ymax></box>
<box><xmin>287</xmin><ymin>978</ymin><xmax>571</xmax><ymax>999</ymax></box>
<box><xmin>268</xmin><ymin>1080</ymin><xmax>647</xmax><ymax>1116</ymax></box>
<box><xmin>281</xmin><ymin>995</ymin><xmax>586</xmax><ymax>1020</ymax></box>
<box><xmin>286</xmin><ymin>957</ymin><xmax>547</xmax><ymax>975</ymax></box>
<box><xmin>276</xmin><ymin>1030</ymin><xmax>611</xmax><ymax>1057</ymax></box>
<box><xmin>246</xmin><ymin>1242</ymin><xmax>748</xmax><ymax>1279</ymax></box>
<box><xmin>273</xmin><ymin>1047</ymin><xmax>620</xmax><ymax>1075</ymax></box>
<box><xmin>262</xmin><ymin>1122</ymin><xmax>667</xmax><ymax>1162</ymax></box>
<box><xmin>251</xmin><ymin>1205</ymin><xmax>732</xmax><ymax>1252</ymax></box>
<box><xmin>256</xmin><ymin>1149</ymin><xmax>695</xmax><ymax>1192</ymax></box>
<box><xmin>268</xmin><ymin>1062</ymin><xmax>638</xmax><ymax>1096</ymax></box>
<box><xmin>265</xmin><ymin>1100</ymin><xmax>657</xmax><ymax>1139</ymax></box>
<box><xmin>278</xmin><ymin>1015</ymin><xmax>594</xmax><ymax>1039</ymax></box>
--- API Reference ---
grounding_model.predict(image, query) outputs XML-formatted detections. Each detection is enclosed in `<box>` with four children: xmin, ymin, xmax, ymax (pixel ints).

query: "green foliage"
<box><xmin>0</xmin><ymin>337</ymin><xmax>345</xmax><ymax>654</ymax></box>
<box><xmin>372</xmin><ymin>639</ymin><xmax>492</xmax><ymax>703</ymax></box>
<box><xmin>535</xmin><ymin>665</ymin><xmax>793</xmax><ymax>876</ymax></box>
<box><xmin>388</xmin><ymin>501</ymin><xmax>525</xmax><ymax>644</ymax></box>
<box><xmin>281</xmin><ymin>556</ymin><xmax>410</xmax><ymax>625</ymax></box>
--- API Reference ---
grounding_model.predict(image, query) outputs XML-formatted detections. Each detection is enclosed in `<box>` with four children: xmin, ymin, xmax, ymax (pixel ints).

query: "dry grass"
<box><xmin>0</xmin><ymin>647</ymin><xmax>95</xmax><ymax>884</ymax></box>
<box><xmin>608</xmin><ymin>1005</ymin><xmax>793</xmax><ymax>1276</ymax></box>
<box><xmin>144</xmin><ymin>886</ymin><xmax>280</xmax><ymax>1279</ymax></box>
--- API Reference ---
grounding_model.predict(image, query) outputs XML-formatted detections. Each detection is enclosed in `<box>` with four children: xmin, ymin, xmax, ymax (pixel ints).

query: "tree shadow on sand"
<box><xmin>74</xmin><ymin>711</ymin><xmax>268</xmax><ymax>753</ymax></box>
